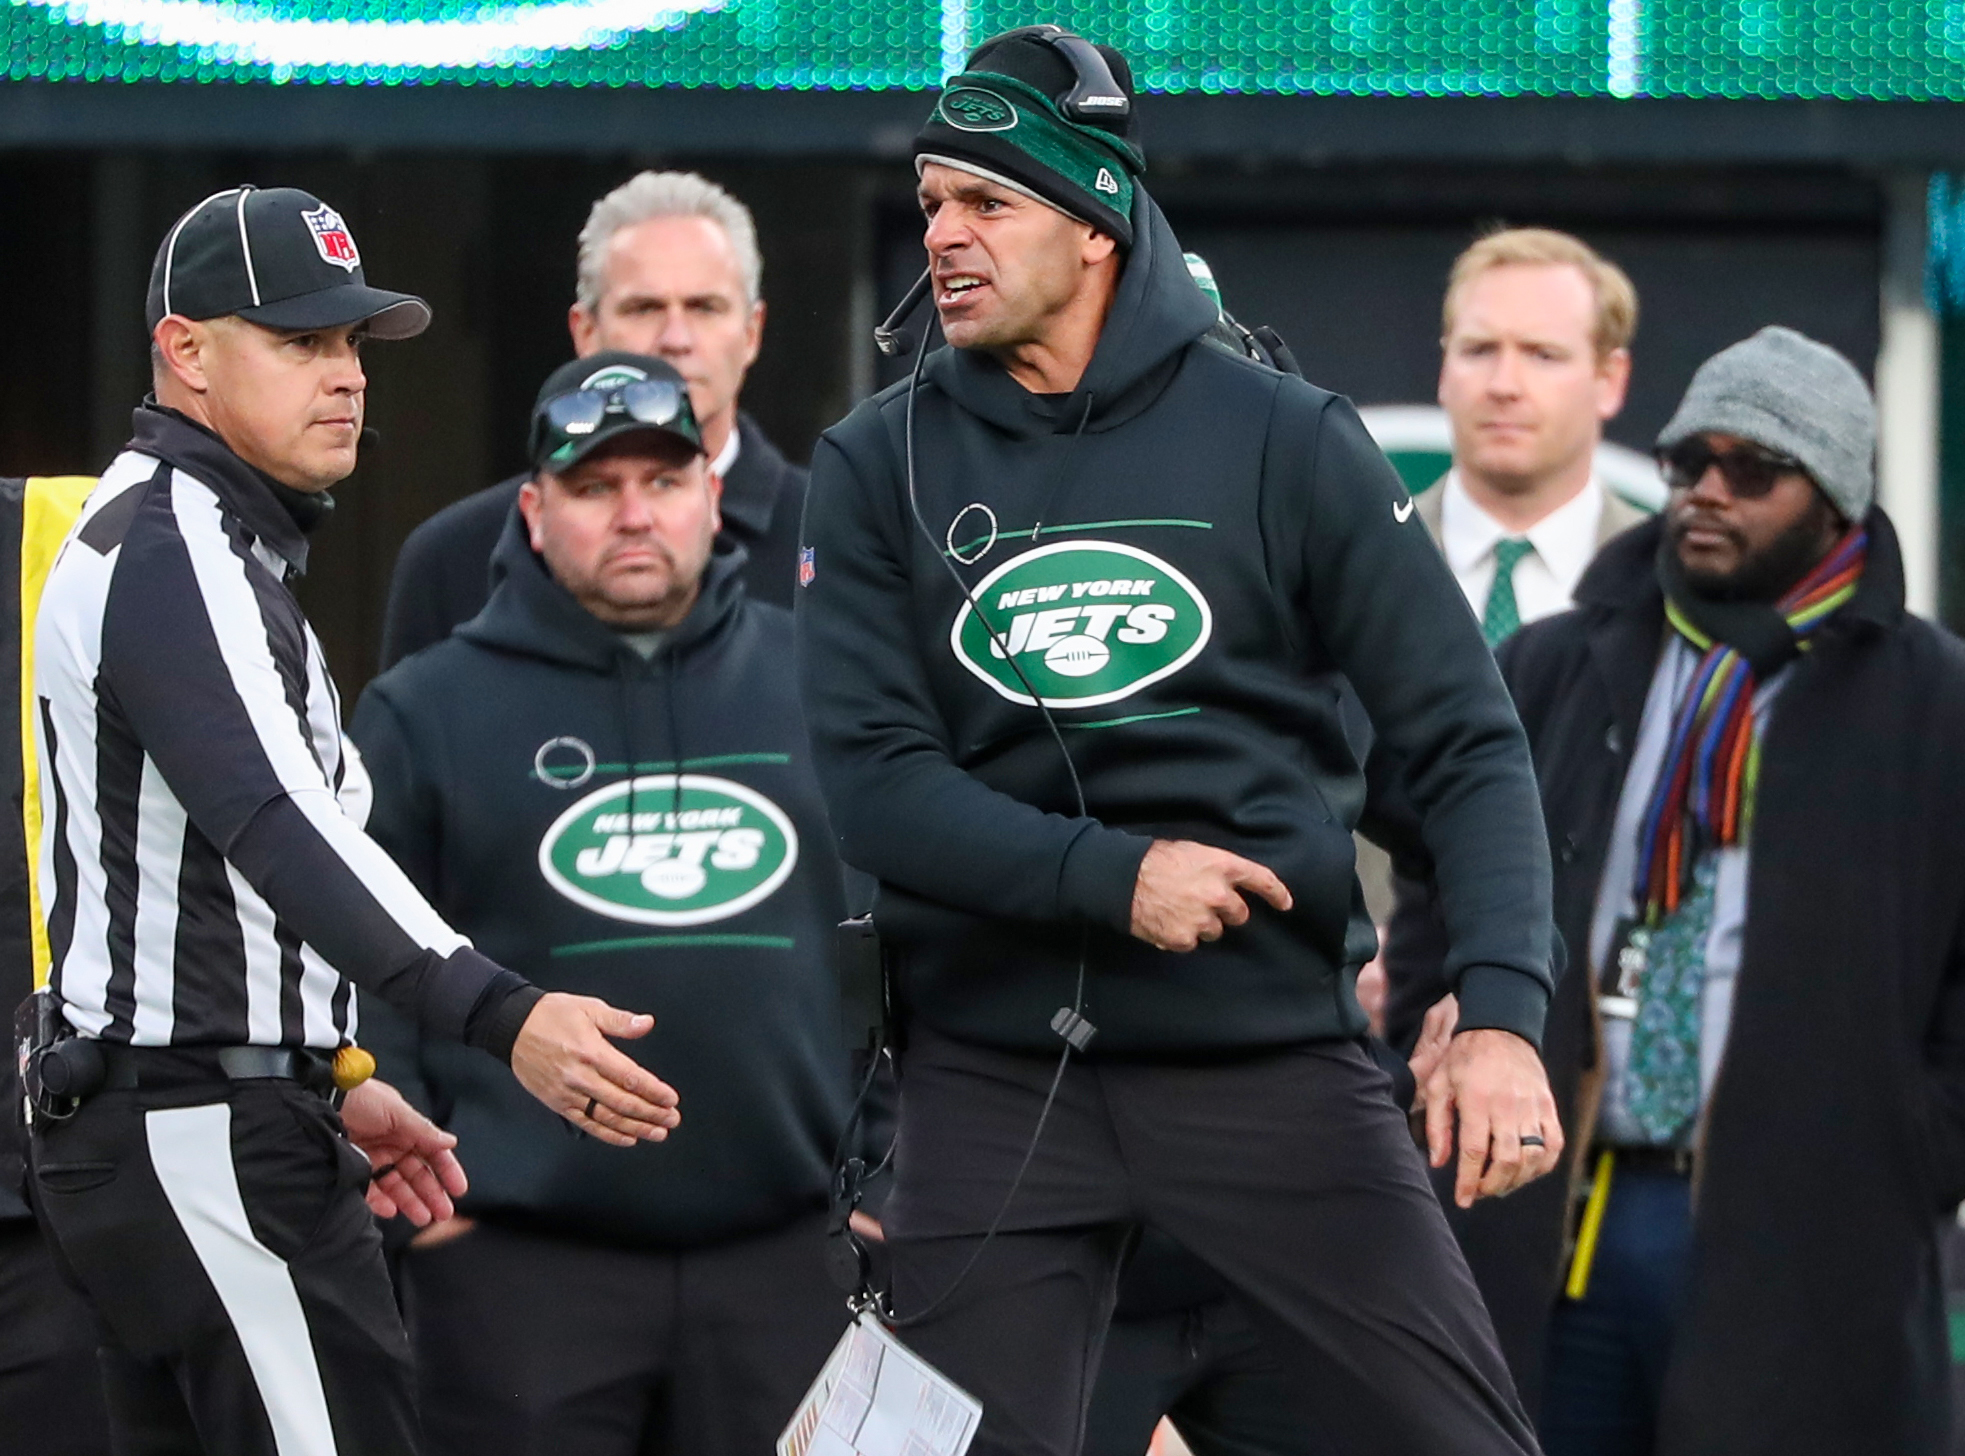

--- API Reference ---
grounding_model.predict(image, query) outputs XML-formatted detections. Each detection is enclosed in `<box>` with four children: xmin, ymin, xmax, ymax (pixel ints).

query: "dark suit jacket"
<box><xmin>378</xmin><ymin>413</ymin><xmax>807</xmax><ymax>670</ymax></box>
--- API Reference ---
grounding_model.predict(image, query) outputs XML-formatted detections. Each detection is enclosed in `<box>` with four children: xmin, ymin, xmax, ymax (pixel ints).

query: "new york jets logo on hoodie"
<box><xmin>538</xmin><ymin>773</ymin><xmax>799</xmax><ymax>926</ymax></box>
<box><xmin>949</xmin><ymin>540</ymin><xmax>1213</xmax><ymax>708</ymax></box>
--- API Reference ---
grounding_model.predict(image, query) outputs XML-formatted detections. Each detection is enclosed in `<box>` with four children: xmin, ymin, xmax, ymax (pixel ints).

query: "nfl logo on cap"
<box><xmin>303</xmin><ymin>204</ymin><xmax>361</xmax><ymax>272</ymax></box>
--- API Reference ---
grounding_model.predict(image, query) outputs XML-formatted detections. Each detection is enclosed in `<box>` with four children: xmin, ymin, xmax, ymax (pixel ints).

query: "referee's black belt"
<box><xmin>99</xmin><ymin>1044</ymin><xmax>333</xmax><ymax>1095</ymax></box>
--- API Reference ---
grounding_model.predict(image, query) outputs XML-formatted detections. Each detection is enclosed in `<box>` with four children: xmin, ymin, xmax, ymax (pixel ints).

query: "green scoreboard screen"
<box><xmin>6</xmin><ymin>0</ymin><xmax>1962</xmax><ymax>100</ymax></box>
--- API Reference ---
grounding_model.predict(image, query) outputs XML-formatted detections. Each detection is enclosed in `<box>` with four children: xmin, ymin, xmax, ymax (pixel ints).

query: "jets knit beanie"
<box><xmin>913</xmin><ymin>28</ymin><xmax>1145</xmax><ymax>247</ymax></box>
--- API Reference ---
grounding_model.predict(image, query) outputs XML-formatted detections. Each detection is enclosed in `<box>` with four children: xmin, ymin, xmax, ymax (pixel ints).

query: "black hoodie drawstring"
<box><xmin>665</xmin><ymin>651</ymin><xmax>685</xmax><ymax>818</ymax></box>
<box><xmin>1030</xmin><ymin>391</ymin><xmax>1096</xmax><ymax>543</ymax></box>
<box><xmin>616</xmin><ymin>645</ymin><xmax>689</xmax><ymax>827</ymax></box>
<box><xmin>617</xmin><ymin>659</ymin><xmax>641</xmax><ymax>834</ymax></box>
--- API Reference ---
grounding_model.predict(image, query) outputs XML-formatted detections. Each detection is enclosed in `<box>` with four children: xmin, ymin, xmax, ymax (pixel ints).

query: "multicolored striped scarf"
<box><xmin>1635</xmin><ymin>527</ymin><xmax>1867</xmax><ymax>923</ymax></box>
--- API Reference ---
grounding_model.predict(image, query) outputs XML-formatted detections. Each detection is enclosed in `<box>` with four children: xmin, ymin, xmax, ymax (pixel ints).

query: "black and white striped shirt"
<box><xmin>33</xmin><ymin>406</ymin><xmax>535</xmax><ymax>1053</ymax></box>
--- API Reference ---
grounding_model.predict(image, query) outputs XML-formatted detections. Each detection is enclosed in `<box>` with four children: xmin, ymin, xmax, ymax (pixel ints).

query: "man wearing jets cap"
<box><xmin>798</xmin><ymin>26</ymin><xmax>1560</xmax><ymax>1455</ymax></box>
<box><xmin>25</xmin><ymin>186</ymin><xmax>678</xmax><ymax>1456</ymax></box>
<box><xmin>350</xmin><ymin>352</ymin><xmax>858</xmax><ymax>1456</ymax></box>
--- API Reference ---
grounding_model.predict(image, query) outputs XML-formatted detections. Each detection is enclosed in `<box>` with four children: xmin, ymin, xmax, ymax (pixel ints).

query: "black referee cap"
<box><xmin>145</xmin><ymin>186</ymin><xmax>431</xmax><ymax>341</ymax></box>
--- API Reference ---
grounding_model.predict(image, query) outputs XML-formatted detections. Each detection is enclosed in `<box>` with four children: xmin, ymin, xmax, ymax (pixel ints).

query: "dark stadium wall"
<box><xmin>1160</xmin><ymin>166</ymin><xmax>1884</xmax><ymax>455</ymax></box>
<box><xmin>0</xmin><ymin>156</ymin><xmax>93</xmax><ymax>476</ymax></box>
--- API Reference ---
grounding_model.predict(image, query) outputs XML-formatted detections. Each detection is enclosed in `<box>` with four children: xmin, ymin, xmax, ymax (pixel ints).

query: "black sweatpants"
<box><xmin>0</xmin><ymin>1217</ymin><xmax>110</xmax><ymax>1456</ymax></box>
<box><xmin>1084</xmin><ymin>1229</ymin><xmax>1327</xmax><ymax>1456</ymax></box>
<box><xmin>30</xmin><ymin>1079</ymin><xmax>416</xmax><ymax>1456</ymax></box>
<box><xmin>401</xmin><ymin>1210</ymin><xmax>849</xmax><ymax>1456</ymax></box>
<box><xmin>1084</xmin><ymin>1297</ymin><xmax>1332</xmax><ymax>1456</ymax></box>
<box><xmin>883</xmin><ymin>1030</ymin><xmax>1540</xmax><ymax>1456</ymax></box>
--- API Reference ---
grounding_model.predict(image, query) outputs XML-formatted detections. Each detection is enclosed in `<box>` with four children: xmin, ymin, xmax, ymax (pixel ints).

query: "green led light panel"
<box><xmin>5</xmin><ymin>0</ymin><xmax>1963</xmax><ymax>98</ymax></box>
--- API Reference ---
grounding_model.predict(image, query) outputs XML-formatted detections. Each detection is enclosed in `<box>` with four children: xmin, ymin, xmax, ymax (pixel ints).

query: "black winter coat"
<box><xmin>1387</xmin><ymin>509</ymin><xmax>1965</xmax><ymax>1455</ymax></box>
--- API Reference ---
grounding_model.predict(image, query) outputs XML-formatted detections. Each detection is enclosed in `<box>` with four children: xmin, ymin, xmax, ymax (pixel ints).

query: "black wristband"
<box><xmin>468</xmin><ymin>979</ymin><xmax>545</xmax><ymax>1062</ymax></box>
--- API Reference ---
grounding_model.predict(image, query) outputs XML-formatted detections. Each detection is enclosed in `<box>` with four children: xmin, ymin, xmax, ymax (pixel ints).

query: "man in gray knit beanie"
<box><xmin>1652</xmin><ymin>325</ymin><xmax>1873</xmax><ymax>601</ymax></box>
<box><xmin>1657</xmin><ymin>324</ymin><xmax>1875</xmax><ymax>518</ymax></box>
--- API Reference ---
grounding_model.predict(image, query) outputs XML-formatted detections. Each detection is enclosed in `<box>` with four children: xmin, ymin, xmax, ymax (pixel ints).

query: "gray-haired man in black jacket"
<box><xmin>380</xmin><ymin>171</ymin><xmax>806</xmax><ymax>669</ymax></box>
<box><xmin>354</xmin><ymin>353</ymin><xmax>854</xmax><ymax>1456</ymax></box>
<box><xmin>796</xmin><ymin>25</ymin><xmax>1562</xmax><ymax>1456</ymax></box>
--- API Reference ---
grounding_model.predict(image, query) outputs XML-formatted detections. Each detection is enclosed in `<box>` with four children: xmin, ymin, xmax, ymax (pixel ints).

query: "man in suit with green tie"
<box><xmin>1357</xmin><ymin>227</ymin><xmax>1647</xmax><ymax>1008</ymax></box>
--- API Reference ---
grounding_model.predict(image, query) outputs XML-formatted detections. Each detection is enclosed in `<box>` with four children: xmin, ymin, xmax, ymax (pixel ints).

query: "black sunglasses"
<box><xmin>1658</xmin><ymin>439</ymin><xmax>1808</xmax><ymax>500</ymax></box>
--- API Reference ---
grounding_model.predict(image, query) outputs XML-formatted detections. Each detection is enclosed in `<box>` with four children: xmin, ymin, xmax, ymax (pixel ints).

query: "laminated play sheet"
<box><xmin>778</xmin><ymin>1312</ymin><xmax>982</xmax><ymax>1456</ymax></box>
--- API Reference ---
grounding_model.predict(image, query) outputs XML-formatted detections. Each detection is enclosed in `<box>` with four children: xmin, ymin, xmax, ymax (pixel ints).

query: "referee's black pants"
<box><xmin>883</xmin><ymin>1029</ymin><xmax>1541</xmax><ymax>1456</ymax></box>
<box><xmin>29</xmin><ymin>1075</ymin><xmax>417</xmax><ymax>1456</ymax></box>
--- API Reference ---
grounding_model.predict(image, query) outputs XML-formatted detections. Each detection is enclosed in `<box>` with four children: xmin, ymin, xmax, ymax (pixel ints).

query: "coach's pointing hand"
<box><xmin>511</xmin><ymin>992</ymin><xmax>680</xmax><ymax>1148</ymax></box>
<box><xmin>1130</xmin><ymin>839</ymin><xmax>1293</xmax><ymax>953</ymax></box>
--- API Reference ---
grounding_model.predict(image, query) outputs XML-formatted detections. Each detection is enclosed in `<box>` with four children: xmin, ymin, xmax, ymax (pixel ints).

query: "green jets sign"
<box><xmin>538</xmin><ymin>774</ymin><xmax>797</xmax><ymax>927</ymax></box>
<box><xmin>6</xmin><ymin>1</ymin><xmax>1963</xmax><ymax>100</ymax></box>
<box><xmin>950</xmin><ymin>540</ymin><xmax>1212</xmax><ymax>709</ymax></box>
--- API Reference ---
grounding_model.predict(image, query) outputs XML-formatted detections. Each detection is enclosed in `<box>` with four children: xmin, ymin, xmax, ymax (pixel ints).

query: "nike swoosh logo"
<box><xmin>1393</xmin><ymin>498</ymin><xmax>1416</xmax><ymax>523</ymax></box>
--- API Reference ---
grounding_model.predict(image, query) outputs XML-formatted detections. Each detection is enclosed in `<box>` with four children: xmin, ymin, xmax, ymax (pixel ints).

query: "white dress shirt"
<box><xmin>709</xmin><ymin>423</ymin><xmax>741</xmax><ymax>482</ymax></box>
<box><xmin>1439</xmin><ymin>472</ymin><xmax>1606</xmax><ymax>623</ymax></box>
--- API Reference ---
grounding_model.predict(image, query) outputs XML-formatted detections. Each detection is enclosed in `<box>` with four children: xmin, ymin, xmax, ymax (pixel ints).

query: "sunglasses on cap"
<box><xmin>547</xmin><ymin>378</ymin><xmax>686</xmax><ymax>437</ymax></box>
<box><xmin>1657</xmin><ymin>438</ymin><xmax>1808</xmax><ymax>500</ymax></box>
<box><xmin>532</xmin><ymin>378</ymin><xmax>697</xmax><ymax>466</ymax></box>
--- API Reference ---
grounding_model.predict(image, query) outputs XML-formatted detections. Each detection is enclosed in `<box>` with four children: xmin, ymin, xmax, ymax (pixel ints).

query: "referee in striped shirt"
<box><xmin>24</xmin><ymin>186</ymin><xmax>680</xmax><ymax>1456</ymax></box>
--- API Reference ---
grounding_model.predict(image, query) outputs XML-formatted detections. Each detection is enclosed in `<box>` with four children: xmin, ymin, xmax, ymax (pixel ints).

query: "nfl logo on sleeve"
<box><xmin>799</xmin><ymin>547</ymin><xmax>816</xmax><ymax>588</ymax></box>
<box><xmin>303</xmin><ymin>204</ymin><xmax>362</xmax><ymax>272</ymax></box>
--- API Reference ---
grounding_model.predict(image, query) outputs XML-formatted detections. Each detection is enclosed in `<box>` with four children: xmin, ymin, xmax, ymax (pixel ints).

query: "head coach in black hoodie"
<box><xmin>797</xmin><ymin>25</ymin><xmax>1561</xmax><ymax>1456</ymax></box>
<box><xmin>351</xmin><ymin>354</ymin><xmax>853</xmax><ymax>1456</ymax></box>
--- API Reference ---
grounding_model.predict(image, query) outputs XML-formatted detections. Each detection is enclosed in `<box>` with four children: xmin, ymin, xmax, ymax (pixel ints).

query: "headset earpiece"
<box><xmin>965</xmin><ymin>24</ymin><xmax>1132</xmax><ymax>129</ymax></box>
<box><xmin>1043</xmin><ymin>30</ymin><xmax>1132</xmax><ymax>126</ymax></box>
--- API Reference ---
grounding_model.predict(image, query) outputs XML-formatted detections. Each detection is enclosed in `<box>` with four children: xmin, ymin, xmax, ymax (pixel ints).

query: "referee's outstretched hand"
<box><xmin>1129</xmin><ymin>839</ymin><xmax>1293</xmax><ymax>953</ymax></box>
<box><xmin>510</xmin><ymin>992</ymin><xmax>681</xmax><ymax>1148</ymax></box>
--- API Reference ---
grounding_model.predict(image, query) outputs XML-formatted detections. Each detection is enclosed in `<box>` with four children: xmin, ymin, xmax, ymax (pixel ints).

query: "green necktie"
<box><xmin>1622</xmin><ymin>854</ymin><xmax>1718</xmax><ymax>1144</ymax></box>
<box><xmin>1481</xmin><ymin>538</ymin><xmax>1534</xmax><ymax>648</ymax></box>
